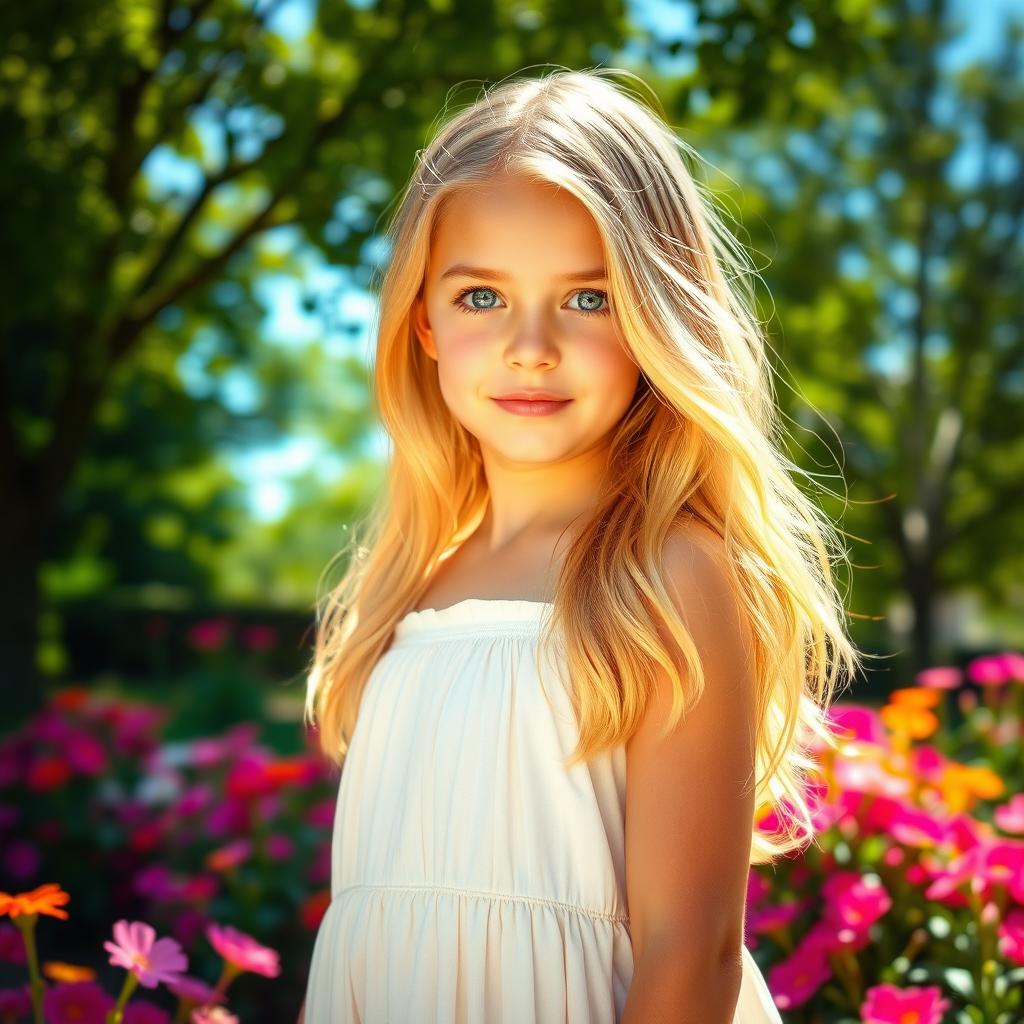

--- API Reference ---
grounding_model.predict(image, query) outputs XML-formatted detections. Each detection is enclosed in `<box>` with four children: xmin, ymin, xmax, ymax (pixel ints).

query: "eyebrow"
<box><xmin>439</xmin><ymin>264</ymin><xmax>608</xmax><ymax>283</ymax></box>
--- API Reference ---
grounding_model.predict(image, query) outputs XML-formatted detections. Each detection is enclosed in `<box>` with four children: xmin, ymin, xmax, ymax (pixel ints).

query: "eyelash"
<box><xmin>450</xmin><ymin>285</ymin><xmax>612</xmax><ymax>317</ymax></box>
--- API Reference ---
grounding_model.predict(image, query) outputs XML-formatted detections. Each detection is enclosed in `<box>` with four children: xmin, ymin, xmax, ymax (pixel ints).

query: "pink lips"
<box><xmin>491</xmin><ymin>397</ymin><xmax>572</xmax><ymax>417</ymax></box>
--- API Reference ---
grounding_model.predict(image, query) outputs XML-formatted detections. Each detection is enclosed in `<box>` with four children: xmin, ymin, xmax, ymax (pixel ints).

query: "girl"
<box><xmin>300</xmin><ymin>66</ymin><xmax>861</xmax><ymax>1023</ymax></box>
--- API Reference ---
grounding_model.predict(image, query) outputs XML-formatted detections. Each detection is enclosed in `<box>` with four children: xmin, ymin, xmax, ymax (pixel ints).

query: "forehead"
<box><xmin>429</xmin><ymin>175</ymin><xmax>605</xmax><ymax>276</ymax></box>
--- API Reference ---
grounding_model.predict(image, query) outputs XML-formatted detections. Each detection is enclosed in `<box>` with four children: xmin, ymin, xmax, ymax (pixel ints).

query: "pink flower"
<box><xmin>176</xmin><ymin>784</ymin><xmax>214</xmax><ymax>816</ymax></box>
<box><xmin>206</xmin><ymin>922</ymin><xmax>281</xmax><ymax>978</ymax></box>
<box><xmin>43</xmin><ymin>981</ymin><xmax>114</xmax><ymax>1024</ymax></box>
<box><xmin>749</xmin><ymin>898</ymin><xmax>812</xmax><ymax>934</ymax></box>
<box><xmin>888</xmin><ymin>805</ymin><xmax>948</xmax><ymax>849</ymax></box>
<box><xmin>860</xmin><ymin>982</ymin><xmax>951</xmax><ymax>1024</ymax></box>
<box><xmin>0</xmin><ymin>984</ymin><xmax>32</xmax><ymax>1018</ymax></box>
<box><xmin>828</xmin><ymin>704</ymin><xmax>887</xmax><ymax>744</ymax></box>
<box><xmin>767</xmin><ymin>932</ymin><xmax>831</xmax><ymax>1010</ymax></box>
<box><xmin>308</xmin><ymin>798</ymin><xmax>338</xmax><ymax>828</ymax></box>
<box><xmin>186</xmin><ymin>618</ymin><xmax>232</xmax><ymax>652</ymax></box>
<box><xmin>915</xmin><ymin>666</ymin><xmax>962</xmax><ymax>690</ymax></box>
<box><xmin>132</xmin><ymin>864</ymin><xmax>180</xmax><ymax>902</ymax></box>
<box><xmin>997</xmin><ymin>907</ymin><xmax>1024</xmax><ymax>966</ymax></box>
<box><xmin>967</xmin><ymin>654</ymin><xmax>1011</xmax><ymax>686</ymax></box>
<box><xmin>225</xmin><ymin>754</ymin><xmax>276</xmax><ymax>800</ymax></box>
<box><xmin>995</xmin><ymin>651</ymin><xmax>1024</xmax><ymax>681</ymax></box>
<box><xmin>266</xmin><ymin>833</ymin><xmax>294</xmax><ymax>861</ymax></box>
<box><xmin>165</xmin><ymin>974</ymin><xmax>224</xmax><ymax>1006</ymax></box>
<box><xmin>995</xmin><ymin>794</ymin><xmax>1024</xmax><ymax>835</ymax></box>
<box><xmin>190</xmin><ymin>1006</ymin><xmax>239</xmax><ymax>1024</ymax></box>
<box><xmin>103</xmin><ymin>920</ymin><xmax>188</xmax><ymax>988</ymax></box>
<box><xmin>821</xmin><ymin>872</ymin><xmax>892</xmax><ymax>940</ymax></box>
<box><xmin>66</xmin><ymin>730</ymin><xmax>108</xmax><ymax>775</ymax></box>
<box><xmin>240</xmin><ymin>624</ymin><xmax>278</xmax><ymax>651</ymax></box>
<box><xmin>123</xmin><ymin>999</ymin><xmax>172</xmax><ymax>1023</ymax></box>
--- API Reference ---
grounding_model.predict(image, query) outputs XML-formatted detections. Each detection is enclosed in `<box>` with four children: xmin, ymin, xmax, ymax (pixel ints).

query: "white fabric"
<box><xmin>303</xmin><ymin>598</ymin><xmax>783</xmax><ymax>1023</ymax></box>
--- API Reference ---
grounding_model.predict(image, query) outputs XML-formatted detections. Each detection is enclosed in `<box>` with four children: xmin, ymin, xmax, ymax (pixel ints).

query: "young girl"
<box><xmin>299</xmin><ymin>66</ymin><xmax>861</xmax><ymax>1023</ymax></box>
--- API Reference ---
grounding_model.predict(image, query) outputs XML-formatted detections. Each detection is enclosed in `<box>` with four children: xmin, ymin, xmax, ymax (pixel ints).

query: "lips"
<box><xmin>490</xmin><ymin>396</ymin><xmax>573</xmax><ymax>417</ymax></box>
<box><xmin>492</xmin><ymin>391</ymin><xmax>570</xmax><ymax>401</ymax></box>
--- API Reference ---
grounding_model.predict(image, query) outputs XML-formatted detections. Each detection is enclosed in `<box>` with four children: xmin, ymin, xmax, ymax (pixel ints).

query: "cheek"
<box><xmin>434</xmin><ymin>332</ymin><xmax>489</xmax><ymax>395</ymax></box>
<box><xmin>586</xmin><ymin>341</ymin><xmax>641</xmax><ymax>402</ymax></box>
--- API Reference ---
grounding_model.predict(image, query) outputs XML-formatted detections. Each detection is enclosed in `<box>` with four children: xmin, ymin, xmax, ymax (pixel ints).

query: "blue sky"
<box><xmin>149</xmin><ymin>0</ymin><xmax>1019</xmax><ymax>521</ymax></box>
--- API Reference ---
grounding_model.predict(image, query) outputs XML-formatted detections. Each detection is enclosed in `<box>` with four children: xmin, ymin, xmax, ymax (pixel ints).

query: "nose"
<box><xmin>504</xmin><ymin>316</ymin><xmax>560</xmax><ymax>369</ymax></box>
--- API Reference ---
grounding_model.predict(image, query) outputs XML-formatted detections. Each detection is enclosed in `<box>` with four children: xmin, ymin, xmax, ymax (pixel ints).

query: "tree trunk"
<box><xmin>0</xmin><ymin>498</ymin><xmax>45</xmax><ymax>730</ymax></box>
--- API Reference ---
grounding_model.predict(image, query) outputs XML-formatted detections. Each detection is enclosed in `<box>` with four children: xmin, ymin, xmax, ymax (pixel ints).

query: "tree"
<box><xmin>0</xmin><ymin>0</ymin><xmax>629</xmax><ymax>719</ymax></box>
<box><xmin>642</xmin><ymin>0</ymin><xmax>1024</xmax><ymax>671</ymax></box>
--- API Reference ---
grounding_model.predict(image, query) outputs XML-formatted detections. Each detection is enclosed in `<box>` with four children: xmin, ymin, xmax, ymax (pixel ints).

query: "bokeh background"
<box><xmin>2</xmin><ymin>1</ymin><xmax>1022</xmax><ymax>1022</ymax></box>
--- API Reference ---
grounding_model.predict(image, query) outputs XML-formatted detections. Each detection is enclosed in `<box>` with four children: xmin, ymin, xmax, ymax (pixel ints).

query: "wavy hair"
<box><xmin>304</xmin><ymin>66</ymin><xmax>864</xmax><ymax>864</ymax></box>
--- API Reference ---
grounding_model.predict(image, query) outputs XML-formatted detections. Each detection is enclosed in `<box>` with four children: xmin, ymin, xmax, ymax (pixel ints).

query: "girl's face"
<box><xmin>414</xmin><ymin>175</ymin><xmax>641</xmax><ymax>466</ymax></box>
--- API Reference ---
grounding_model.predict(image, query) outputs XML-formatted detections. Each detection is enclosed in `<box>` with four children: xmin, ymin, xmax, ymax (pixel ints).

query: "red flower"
<box><xmin>26</xmin><ymin>755</ymin><xmax>71</xmax><ymax>791</ymax></box>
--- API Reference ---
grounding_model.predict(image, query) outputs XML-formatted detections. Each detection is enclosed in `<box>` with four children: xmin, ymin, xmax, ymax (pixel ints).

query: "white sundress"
<box><xmin>303</xmin><ymin>598</ymin><xmax>784</xmax><ymax>1023</ymax></box>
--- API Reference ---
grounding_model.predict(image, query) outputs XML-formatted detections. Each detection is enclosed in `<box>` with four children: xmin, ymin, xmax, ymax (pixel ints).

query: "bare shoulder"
<box><xmin>655</xmin><ymin>519</ymin><xmax>751</xmax><ymax>657</ymax></box>
<box><xmin>624</xmin><ymin>517</ymin><xmax>759</xmax><ymax>960</ymax></box>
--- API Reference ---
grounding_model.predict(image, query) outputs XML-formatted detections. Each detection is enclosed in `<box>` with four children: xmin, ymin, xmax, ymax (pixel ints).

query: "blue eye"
<box><xmin>451</xmin><ymin>286</ymin><xmax>611</xmax><ymax>317</ymax></box>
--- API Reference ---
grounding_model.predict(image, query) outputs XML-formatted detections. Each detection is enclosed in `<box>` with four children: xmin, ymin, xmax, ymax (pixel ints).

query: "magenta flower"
<box><xmin>995</xmin><ymin>794</ymin><xmax>1024</xmax><ymax>835</ymax></box>
<box><xmin>997</xmin><ymin>907</ymin><xmax>1024</xmax><ymax>965</ymax></box>
<box><xmin>967</xmin><ymin>654</ymin><xmax>1012</xmax><ymax>686</ymax></box>
<box><xmin>43</xmin><ymin>981</ymin><xmax>115</xmax><ymax>1023</ymax></box>
<box><xmin>266</xmin><ymin>833</ymin><xmax>295</xmax><ymax>861</ymax></box>
<box><xmin>132</xmin><ymin>864</ymin><xmax>180</xmax><ymax>901</ymax></box>
<box><xmin>104</xmin><ymin>920</ymin><xmax>188</xmax><ymax>988</ymax></box>
<box><xmin>0</xmin><ymin>984</ymin><xmax>33</xmax><ymax>1019</ymax></box>
<box><xmin>122</xmin><ymin>999</ymin><xmax>172</xmax><ymax>1023</ymax></box>
<box><xmin>176</xmin><ymin>783</ymin><xmax>214</xmax><ymax>816</ymax></box>
<box><xmin>749</xmin><ymin>897</ymin><xmax>813</xmax><ymax>935</ymax></box>
<box><xmin>828</xmin><ymin>704</ymin><xmax>888</xmax><ymax>744</ymax></box>
<box><xmin>767</xmin><ymin>931</ymin><xmax>831</xmax><ymax>1010</ymax></box>
<box><xmin>66</xmin><ymin>730</ymin><xmax>108</xmax><ymax>775</ymax></box>
<box><xmin>206</xmin><ymin>922</ymin><xmax>281</xmax><ymax>978</ymax></box>
<box><xmin>995</xmin><ymin>651</ymin><xmax>1024</xmax><ymax>681</ymax></box>
<box><xmin>240</xmin><ymin>623</ymin><xmax>278</xmax><ymax>651</ymax></box>
<box><xmin>165</xmin><ymin>974</ymin><xmax>224</xmax><ymax>1006</ymax></box>
<box><xmin>0</xmin><ymin>921</ymin><xmax>27</xmax><ymax>964</ymax></box>
<box><xmin>186</xmin><ymin>618</ymin><xmax>232</xmax><ymax>652</ymax></box>
<box><xmin>190</xmin><ymin>1006</ymin><xmax>239</xmax><ymax>1024</ymax></box>
<box><xmin>821</xmin><ymin>871</ymin><xmax>892</xmax><ymax>944</ymax></box>
<box><xmin>860</xmin><ymin>982</ymin><xmax>951</xmax><ymax>1024</ymax></box>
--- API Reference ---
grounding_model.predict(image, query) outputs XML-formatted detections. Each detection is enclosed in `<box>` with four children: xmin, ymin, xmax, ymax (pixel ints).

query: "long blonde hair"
<box><xmin>304</xmin><ymin>66</ymin><xmax>863</xmax><ymax>864</ymax></box>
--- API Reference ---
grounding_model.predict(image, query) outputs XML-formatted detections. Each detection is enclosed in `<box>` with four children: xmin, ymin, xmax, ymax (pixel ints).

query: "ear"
<box><xmin>412</xmin><ymin>292</ymin><xmax>438</xmax><ymax>361</ymax></box>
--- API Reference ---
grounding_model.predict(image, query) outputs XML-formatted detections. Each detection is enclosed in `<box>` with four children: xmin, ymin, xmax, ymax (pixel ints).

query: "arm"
<box><xmin>296</xmin><ymin>999</ymin><xmax>305</xmax><ymax>1024</ymax></box>
<box><xmin>622</xmin><ymin>526</ymin><xmax>758</xmax><ymax>1024</ymax></box>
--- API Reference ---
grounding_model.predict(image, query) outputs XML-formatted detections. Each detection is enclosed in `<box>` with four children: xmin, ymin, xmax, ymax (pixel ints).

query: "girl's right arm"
<box><xmin>296</xmin><ymin>999</ymin><xmax>305</xmax><ymax>1024</ymax></box>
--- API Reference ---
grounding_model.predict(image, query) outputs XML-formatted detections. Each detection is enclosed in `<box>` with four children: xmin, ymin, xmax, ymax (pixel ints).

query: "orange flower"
<box><xmin>939</xmin><ymin>763</ymin><xmax>1005</xmax><ymax>812</ymax></box>
<box><xmin>0</xmin><ymin>882</ymin><xmax>71</xmax><ymax>920</ymax></box>
<box><xmin>890</xmin><ymin>686</ymin><xmax>942</xmax><ymax>709</ymax></box>
<box><xmin>262</xmin><ymin>758</ymin><xmax>308</xmax><ymax>785</ymax></box>
<box><xmin>881</xmin><ymin>702</ymin><xmax>938</xmax><ymax>739</ymax></box>
<box><xmin>49</xmin><ymin>686</ymin><xmax>91</xmax><ymax>712</ymax></box>
<box><xmin>44</xmin><ymin>960</ymin><xmax>96</xmax><ymax>982</ymax></box>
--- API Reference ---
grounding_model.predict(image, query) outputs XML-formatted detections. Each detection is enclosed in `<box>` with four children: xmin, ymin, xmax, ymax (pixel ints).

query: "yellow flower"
<box><xmin>44</xmin><ymin>961</ymin><xmax>96</xmax><ymax>982</ymax></box>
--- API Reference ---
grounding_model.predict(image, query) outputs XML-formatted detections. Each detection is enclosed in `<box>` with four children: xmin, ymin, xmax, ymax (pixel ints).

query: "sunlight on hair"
<box><xmin>304</xmin><ymin>66</ymin><xmax>866</xmax><ymax>866</ymax></box>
